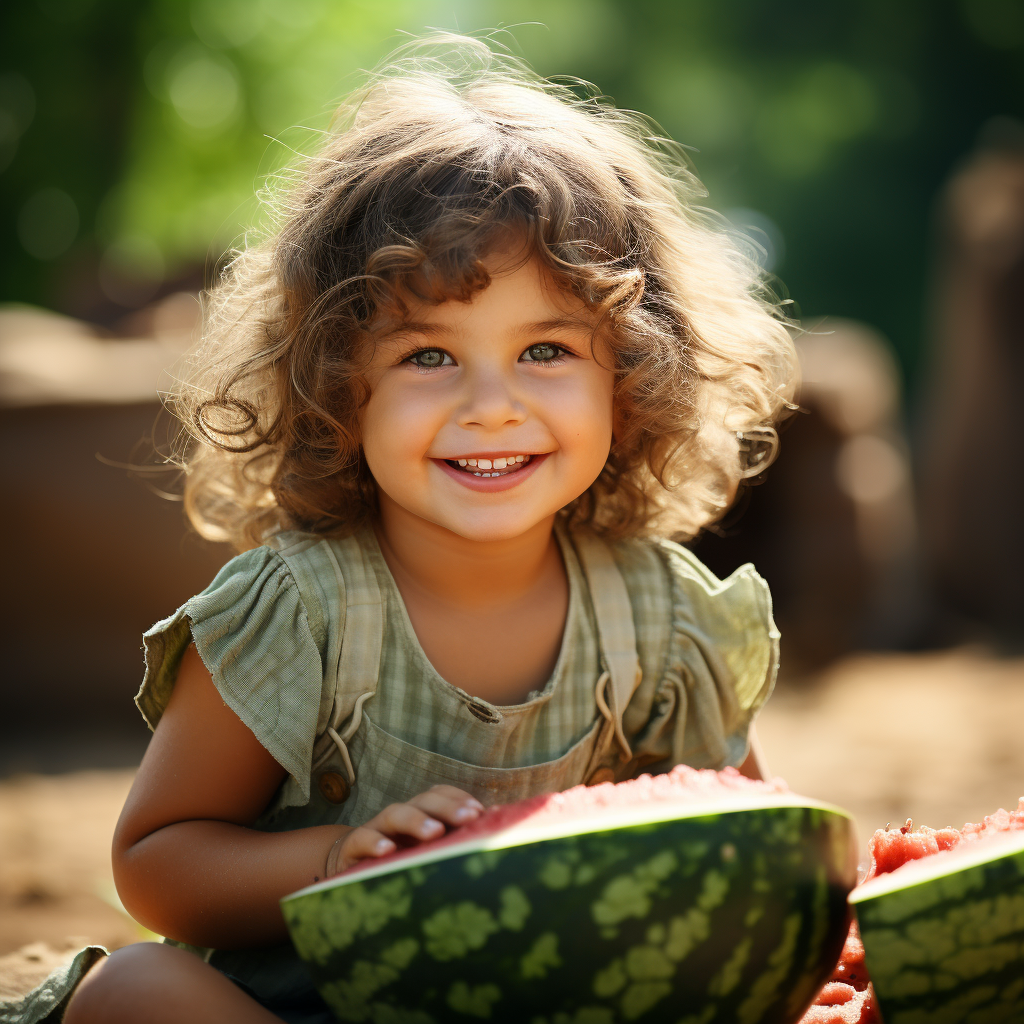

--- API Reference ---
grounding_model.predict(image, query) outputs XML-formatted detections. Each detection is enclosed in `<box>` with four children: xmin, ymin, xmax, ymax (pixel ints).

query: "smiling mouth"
<box><xmin>444</xmin><ymin>454</ymin><xmax>534</xmax><ymax>478</ymax></box>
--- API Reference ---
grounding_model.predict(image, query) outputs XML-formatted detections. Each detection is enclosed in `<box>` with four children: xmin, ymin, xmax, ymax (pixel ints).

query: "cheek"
<box><xmin>360</xmin><ymin>382</ymin><xmax>442</xmax><ymax>463</ymax></box>
<box><xmin>551</xmin><ymin>371</ymin><xmax>615</xmax><ymax>455</ymax></box>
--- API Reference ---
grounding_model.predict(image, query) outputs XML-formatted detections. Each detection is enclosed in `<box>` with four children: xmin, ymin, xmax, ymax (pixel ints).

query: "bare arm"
<box><xmin>113</xmin><ymin>646</ymin><xmax>481</xmax><ymax>949</ymax></box>
<box><xmin>112</xmin><ymin>645</ymin><xmax>344</xmax><ymax>948</ymax></box>
<box><xmin>737</xmin><ymin>723</ymin><xmax>769</xmax><ymax>781</ymax></box>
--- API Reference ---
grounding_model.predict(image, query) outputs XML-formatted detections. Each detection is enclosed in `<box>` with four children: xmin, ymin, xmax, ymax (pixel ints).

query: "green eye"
<box><xmin>409</xmin><ymin>349</ymin><xmax>449</xmax><ymax>368</ymax></box>
<box><xmin>522</xmin><ymin>343</ymin><xmax>562</xmax><ymax>362</ymax></box>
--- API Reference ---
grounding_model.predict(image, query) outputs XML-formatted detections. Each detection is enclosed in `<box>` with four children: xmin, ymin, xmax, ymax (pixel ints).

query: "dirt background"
<box><xmin>3</xmin><ymin>647</ymin><xmax>1023</xmax><ymax>998</ymax></box>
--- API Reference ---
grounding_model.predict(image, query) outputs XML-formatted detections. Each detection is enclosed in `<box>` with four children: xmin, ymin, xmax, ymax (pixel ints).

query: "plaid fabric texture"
<box><xmin>139</xmin><ymin>525</ymin><xmax>779</xmax><ymax>809</ymax></box>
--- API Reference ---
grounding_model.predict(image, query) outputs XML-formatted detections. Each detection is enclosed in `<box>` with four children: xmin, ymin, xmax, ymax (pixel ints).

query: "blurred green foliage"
<box><xmin>2</xmin><ymin>0</ymin><xmax>1023</xmax><ymax>388</ymax></box>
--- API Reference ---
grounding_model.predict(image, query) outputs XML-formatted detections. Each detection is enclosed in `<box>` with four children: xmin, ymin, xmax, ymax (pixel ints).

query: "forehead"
<box><xmin>390</xmin><ymin>249</ymin><xmax>596</xmax><ymax>340</ymax></box>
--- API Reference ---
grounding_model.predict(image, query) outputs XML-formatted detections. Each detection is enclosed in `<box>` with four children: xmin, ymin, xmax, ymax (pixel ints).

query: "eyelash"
<box><xmin>404</xmin><ymin>344</ymin><xmax>570</xmax><ymax>370</ymax></box>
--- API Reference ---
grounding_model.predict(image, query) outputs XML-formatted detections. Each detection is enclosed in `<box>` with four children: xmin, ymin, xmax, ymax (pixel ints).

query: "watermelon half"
<box><xmin>282</xmin><ymin>766</ymin><xmax>857</xmax><ymax>1024</ymax></box>
<box><xmin>850</xmin><ymin>812</ymin><xmax>1024</xmax><ymax>1024</ymax></box>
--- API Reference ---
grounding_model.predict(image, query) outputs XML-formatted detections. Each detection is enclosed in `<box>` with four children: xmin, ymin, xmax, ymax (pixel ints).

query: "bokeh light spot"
<box><xmin>190</xmin><ymin>0</ymin><xmax>266</xmax><ymax>49</ymax></box>
<box><xmin>98</xmin><ymin>235</ymin><xmax>165</xmax><ymax>308</ymax></box>
<box><xmin>756</xmin><ymin>62</ymin><xmax>877</xmax><ymax>177</ymax></box>
<box><xmin>836</xmin><ymin>435</ymin><xmax>906</xmax><ymax>505</ymax></box>
<box><xmin>961</xmin><ymin>0</ymin><xmax>1024</xmax><ymax>49</ymax></box>
<box><xmin>167</xmin><ymin>47</ymin><xmax>241</xmax><ymax>130</ymax></box>
<box><xmin>646</xmin><ymin>62</ymin><xmax>749</xmax><ymax>153</ymax></box>
<box><xmin>0</xmin><ymin>72</ymin><xmax>36</xmax><ymax>135</ymax></box>
<box><xmin>17</xmin><ymin>188</ymin><xmax>79</xmax><ymax>260</ymax></box>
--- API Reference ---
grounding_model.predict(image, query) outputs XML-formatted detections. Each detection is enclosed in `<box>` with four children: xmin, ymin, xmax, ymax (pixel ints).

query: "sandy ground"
<box><xmin>0</xmin><ymin>770</ymin><xmax>140</xmax><ymax>999</ymax></box>
<box><xmin>757</xmin><ymin>648</ymin><xmax>1024</xmax><ymax>843</ymax></box>
<box><xmin>2</xmin><ymin>647</ymin><xmax>1023</xmax><ymax>998</ymax></box>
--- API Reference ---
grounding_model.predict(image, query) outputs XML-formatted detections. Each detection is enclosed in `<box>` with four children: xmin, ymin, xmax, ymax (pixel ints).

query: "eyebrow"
<box><xmin>514</xmin><ymin>317</ymin><xmax>596</xmax><ymax>339</ymax></box>
<box><xmin>384</xmin><ymin>317</ymin><xmax>595</xmax><ymax>341</ymax></box>
<box><xmin>383</xmin><ymin>322</ymin><xmax>446</xmax><ymax>340</ymax></box>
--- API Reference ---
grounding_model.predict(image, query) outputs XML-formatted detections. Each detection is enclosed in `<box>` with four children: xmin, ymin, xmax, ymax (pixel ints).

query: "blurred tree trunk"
<box><xmin>917</xmin><ymin>130</ymin><xmax>1024</xmax><ymax>647</ymax></box>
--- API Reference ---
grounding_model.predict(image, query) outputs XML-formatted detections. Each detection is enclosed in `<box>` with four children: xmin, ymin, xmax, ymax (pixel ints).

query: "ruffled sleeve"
<box><xmin>614</xmin><ymin>538</ymin><xmax>780</xmax><ymax>772</ymax></box>
<box><xmin>136</xmin><ymin>545</ymin><xmax>326</xmax><ymax>804</ymax></box>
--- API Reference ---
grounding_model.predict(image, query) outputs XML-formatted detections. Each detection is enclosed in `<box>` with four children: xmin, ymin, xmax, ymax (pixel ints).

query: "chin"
<box><xmin>433</xmin><ymin>509</ymin><xmax>552</xmax><ymax>545</ymax></box>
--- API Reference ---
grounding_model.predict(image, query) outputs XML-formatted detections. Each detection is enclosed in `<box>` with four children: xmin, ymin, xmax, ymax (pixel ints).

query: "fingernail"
<box><xmin>376</xmin><ymin>839</ymin><xmax>394</xmax><ymax>853</ymax></box>
<box><xmin>454</xmin><ymin>805</ymin><xmax>477</xmax><ymax>821</ymax></box>
<box><xmin>467</xmin><ymin>799</ymin><xmax>484</xmax><ymax>811</ymax></box>
<box><xmin>422</xmin><ymin>818</ymin><xmax>443</xmax><ymax>835</ymax></box>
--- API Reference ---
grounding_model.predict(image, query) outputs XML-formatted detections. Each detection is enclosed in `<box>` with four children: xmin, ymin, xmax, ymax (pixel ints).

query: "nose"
<box><xmin>455</xmin><ymin>365</ymin><xmax>528</xmax><ymax>431</ymax></box>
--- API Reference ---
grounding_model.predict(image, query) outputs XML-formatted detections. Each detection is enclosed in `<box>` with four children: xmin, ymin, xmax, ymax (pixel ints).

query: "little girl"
<box><xmin>47</xmin><ymin>34</ymin><xmax>794</xmax><ymax>1024</ymax></box>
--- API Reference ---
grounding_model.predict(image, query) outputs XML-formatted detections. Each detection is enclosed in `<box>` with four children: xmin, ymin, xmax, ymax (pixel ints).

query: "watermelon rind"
<box><xmin>282</xmin><ymin>795</ymin><xmax>857</xmax><ymax>1024</ymax></box>
<box><xmin>850</xmin><ymin>829</ymin><xmax>1024</xmax><ymax>1024</ymax></box>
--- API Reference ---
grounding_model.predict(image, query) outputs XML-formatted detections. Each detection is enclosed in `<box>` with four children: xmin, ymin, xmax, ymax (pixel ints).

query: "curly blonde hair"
<box><xmin>174</xmin><ymin>34</ymin><xmax>798</xmax><ymax>551</ymax></box>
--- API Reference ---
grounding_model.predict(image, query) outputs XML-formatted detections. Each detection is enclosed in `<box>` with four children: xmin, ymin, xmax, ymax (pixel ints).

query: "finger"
<box><xmin>407</xmin><ymin>789</ymin><xmax>485</xmax><ymax>827</ymax></box>
<box><xmin>369</xmin><ymin>802</ymin><xmax>448</xmax><ymax>842</ymax></box>
<box><xmin>423</xmin><ymin>785</ymin><xmax>485</xmax><ymax>808</ymax></box>
<box><xmin>338</xmin><ymin>827</ymin><xmax>397</xmax><ymax>870</ymax></box>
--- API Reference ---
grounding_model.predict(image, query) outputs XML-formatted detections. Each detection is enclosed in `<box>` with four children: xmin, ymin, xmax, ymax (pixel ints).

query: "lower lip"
<box><xmin>433</xmin><ymin>454</ymin><xmax>549</xmax><ymax>492</ymax></box>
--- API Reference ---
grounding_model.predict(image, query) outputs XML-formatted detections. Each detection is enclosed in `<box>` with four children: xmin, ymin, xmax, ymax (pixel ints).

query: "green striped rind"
<box><xmin>851</xmin><ymin>832</ymin><xmax>1024</xmax><ymax>1024</ymax></box>
<box><xmin>282</xmin><ymin>802</ymin><xmax>856</xmax><ymax>1024</ymax></box>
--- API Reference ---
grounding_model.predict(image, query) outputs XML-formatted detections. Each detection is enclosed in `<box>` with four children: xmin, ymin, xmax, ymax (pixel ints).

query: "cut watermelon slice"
<box><xmin>282</xmin><ymin>766</ymin><xmax>857</xmax><ymax>1023</ymax></box>
<box><xmin>850</xmin><ymin>800</ymin><xmax>1024</xmax><ymax>1024</ymax></box>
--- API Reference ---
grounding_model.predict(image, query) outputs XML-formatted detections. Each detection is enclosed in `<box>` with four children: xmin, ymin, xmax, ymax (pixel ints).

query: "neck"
<box><xmin>374</xmin><ymin>498</ymin><xmax>561</xmax><ymax>610</ymax></box>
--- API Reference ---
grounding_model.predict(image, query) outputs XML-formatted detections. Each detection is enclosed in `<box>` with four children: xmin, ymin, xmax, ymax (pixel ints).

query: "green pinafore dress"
<box><xmin>0</xmin><ymin>525</ymin><xmax>778</xmax><ymax>1024</ymax></box>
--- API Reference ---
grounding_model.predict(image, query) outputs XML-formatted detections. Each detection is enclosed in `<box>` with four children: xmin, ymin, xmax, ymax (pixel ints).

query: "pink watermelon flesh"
<box><xmin>798</xmin><ymin>980</ymin><xmax>877</xmax><ymax>1024</ymax></box>
<box><xmin>827</xmin><ymin>923</ymin><xmax>869</xmax><ymax>991</ymax></box>
<box><xmin>340</xmin><ymin>764</ymin><xmax>792</xmax><ymax>879</ymax></box>
<box><xmin>864</xmin><ymin>796</ymin><xmax>1024</xmax><ymax>882</ymax></box>
<box><xmin>798</xmin><ymin>924</ymin><xmax>879</xmax><ymax>1024</ymax></box>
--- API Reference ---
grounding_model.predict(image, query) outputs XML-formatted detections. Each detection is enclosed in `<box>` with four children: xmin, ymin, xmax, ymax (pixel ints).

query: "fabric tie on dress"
<box><xmin>312</xmin><ymin>534</ymin><xmax>383</xmax><ymax>788</ymax></box>
<box><xmin>573</xmin><ymin>531</ymin><xmax>643</xmax><ymax>777</ymax></box>
<box><xmin>325</xmin><ymin>689</ymin><xmax>373</xmax><ymax>785</ymax></box>
<box><xmin>593</xmin><ymin>669</ymin><xmax>638</xmax><ymax>763</ymax></box>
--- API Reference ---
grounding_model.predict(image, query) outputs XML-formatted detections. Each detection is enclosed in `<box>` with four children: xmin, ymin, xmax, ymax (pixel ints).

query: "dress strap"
<box><xmin>311</xmin><ymin>530</ymin><xmax>384</xmax><ymax>782</ymax></box>
<box><xmin>572</xmin><ymin>530</ymin><xmax>643</xmax><ymax>765</ymax></box>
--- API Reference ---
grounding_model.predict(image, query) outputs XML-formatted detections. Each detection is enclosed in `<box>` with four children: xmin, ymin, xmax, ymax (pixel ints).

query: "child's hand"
<box><xmin>328</xmin><ymin>786</ymin><xmax>484</xmax><ymax>876</ymax></box>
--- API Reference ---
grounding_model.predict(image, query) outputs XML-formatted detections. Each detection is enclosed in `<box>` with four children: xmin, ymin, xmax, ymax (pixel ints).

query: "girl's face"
<box><xmin>359</xmin><ymin>248</ymin><xmax>616</xmax><ymax>544</ymax></box>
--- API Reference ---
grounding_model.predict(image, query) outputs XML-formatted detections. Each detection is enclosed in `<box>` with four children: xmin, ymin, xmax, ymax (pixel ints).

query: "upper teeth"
<box><xmin>456</xmin><ymin>455</ymin><xmax>529</xmax><ymax>473</ymax></box>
